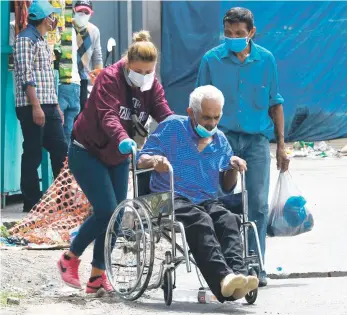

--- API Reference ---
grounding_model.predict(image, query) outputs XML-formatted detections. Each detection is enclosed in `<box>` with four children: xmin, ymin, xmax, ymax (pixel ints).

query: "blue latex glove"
<box><xmin>118</xmin><ymin>138</ymin><xmax>137</xmax><ymax>154</ymax></box>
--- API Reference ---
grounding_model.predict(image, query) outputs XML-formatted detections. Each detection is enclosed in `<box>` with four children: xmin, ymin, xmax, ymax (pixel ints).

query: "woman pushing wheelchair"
<box><xmin>57</xmin><ymin>30</ymin><xmax>173</xmax><ymax>293</ymax></box>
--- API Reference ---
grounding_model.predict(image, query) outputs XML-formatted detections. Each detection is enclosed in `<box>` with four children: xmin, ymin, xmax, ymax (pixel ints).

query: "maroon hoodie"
<box><xmin>72</xmin><ymin>59</ymin><xmax>173</xmax><ymax>166</ymax></box>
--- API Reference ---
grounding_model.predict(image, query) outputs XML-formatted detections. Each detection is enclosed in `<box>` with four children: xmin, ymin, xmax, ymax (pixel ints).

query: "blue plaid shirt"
<box><xmin>139</xmin><ymin>115</ymin><xmax>233</xmax><ymax>204</ymax></box>
<box><xmin>14</xmin><ymin>25</ymin><xmax>57</xmax><ymax>107</ymax></box>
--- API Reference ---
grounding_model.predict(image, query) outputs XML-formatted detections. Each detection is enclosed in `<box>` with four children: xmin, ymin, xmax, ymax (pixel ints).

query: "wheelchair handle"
<box><xmin>240</xmin><ymin>170</ymin><xmax>246</xmax><ymax>192</ymax></box>
<box><xmin>240</xmin><ymin>170</ymin><xmax>248</xmax><ymax>220</ymax></box>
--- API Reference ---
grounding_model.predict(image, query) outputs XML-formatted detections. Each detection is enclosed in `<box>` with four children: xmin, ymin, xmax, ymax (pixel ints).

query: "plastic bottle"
<box><xmin>197</xmin><ymin>290</ymin><xmax>218</xmax><ymax>304</ymax></box>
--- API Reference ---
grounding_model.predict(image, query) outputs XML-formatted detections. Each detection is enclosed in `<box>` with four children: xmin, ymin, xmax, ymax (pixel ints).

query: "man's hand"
<box><xmin>32</xmin><ymin>106</ymin><xmax>45</xmax><ymax>127</ymax></box>
<box><xmin>89</xmin><ymin>68</ymin><xmax>103</xmax><ymax>85</ymax></box>
<box><xmin>57</xmin><ymin>106</ymin><xmax>64</xmax><ymax>125</ymax></box>
<box><xmin>230</xmin><ymin>156</ymin><xmax>247</xmax><ymax>173</ymax></box>
<box><xmin>153</xmin><ymin>155</ymin><xmax>171</xmax><ymax>173</ymax></box>
<box><xmin>276</xmin><ymin>146</ymin><xmax>290</xmax><ymax>172</ymax></box>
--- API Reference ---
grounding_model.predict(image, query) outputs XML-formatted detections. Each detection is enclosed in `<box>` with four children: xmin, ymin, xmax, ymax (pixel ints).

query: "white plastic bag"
<box><xmin>267</xmin><ymin>172</ymin><xmax>314</xmax><ymax>237</ymax></box>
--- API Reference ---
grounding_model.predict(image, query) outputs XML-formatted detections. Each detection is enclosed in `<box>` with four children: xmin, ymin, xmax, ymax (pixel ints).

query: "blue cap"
<box><xmin>28</xmin><ymin>0</ymin><xmax>61</xmax><ymax>20</ymax></box>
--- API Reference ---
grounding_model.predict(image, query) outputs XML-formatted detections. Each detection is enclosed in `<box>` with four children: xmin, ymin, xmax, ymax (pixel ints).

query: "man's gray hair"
<box><xmin>189</xmin><ymin>85</ymin><xmax>225</xmax><ymax>115</ymax></box>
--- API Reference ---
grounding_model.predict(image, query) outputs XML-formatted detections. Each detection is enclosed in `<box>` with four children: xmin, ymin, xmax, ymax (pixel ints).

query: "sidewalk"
<box><xmin>1</xmin><ymin>153</ymin><xmax>347</xmax><ymax>279</ymax></box>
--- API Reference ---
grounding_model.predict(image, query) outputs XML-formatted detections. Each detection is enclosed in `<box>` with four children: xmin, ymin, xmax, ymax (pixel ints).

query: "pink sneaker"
<box><xmin>57</xmin><ymin>253</ymin><xmax>81</xmax><ymax>289</ymax></box>
<box><xmin>86</xmin><ymin>273</ymin><xmax>114</xmax><ymax>294</ymax></box>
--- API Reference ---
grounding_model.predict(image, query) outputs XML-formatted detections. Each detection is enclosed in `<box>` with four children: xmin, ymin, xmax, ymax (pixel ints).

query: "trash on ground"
<box><xmin>287</xmin><ymin>141</ymin><xmax>344</xmax><ymax>159</ymax></box>
<box><xmin>7</xmin><ymin>297</ymin><xmax>20</xmax><ymax>305</ymax></box>
<box><xmin>340</xmin><ymin>144</ymin><xmax>347</xmax><ymax>155</ymax></box>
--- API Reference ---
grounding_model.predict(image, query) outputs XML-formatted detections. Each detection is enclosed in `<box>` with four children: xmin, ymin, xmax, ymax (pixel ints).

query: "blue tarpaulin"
<box><xmin>161</xmin><ymin>1</ymin><xmax>347</xmax><ymax>141</ymax></box>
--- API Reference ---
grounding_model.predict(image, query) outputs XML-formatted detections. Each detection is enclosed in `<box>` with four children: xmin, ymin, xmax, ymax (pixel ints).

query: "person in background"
<box><xmin>73</xmin><ymin>0</ymin><xmax>102</xmax><ymax>112</ymax></box>
<box><xmin>57</xmin><ymin>30</ymin><xmax>173</xmax><ymax>293</ymax></box>
<box><xmin>13</xmin><ymin>0</ymin><xmax>67</xmax><ymax>212</ymax></box>
<box><xmin>196</xmin><ymin>7</ymin><xmax>290</xmax><ymax>287</ymax></box>
<box><xmin>55</xmin><ymin>0</ymin><xmax>80</xmax><ymax>145</ymax></box>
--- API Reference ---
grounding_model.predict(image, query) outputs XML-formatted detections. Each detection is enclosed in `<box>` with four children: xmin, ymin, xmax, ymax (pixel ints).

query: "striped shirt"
<box><xmin>138</xmin><ymin>115</ymin><xmax>234</xmax><ymax>204</ymax></box>
<box><xmin>75</xmin><ymin>22</ymin><xmax>103</xmax><ymax>80</ymax></box>
<box><xmin>14</xmin><ymin>24</ymin><xmax>57</xmax><ymax>107</ymax></box>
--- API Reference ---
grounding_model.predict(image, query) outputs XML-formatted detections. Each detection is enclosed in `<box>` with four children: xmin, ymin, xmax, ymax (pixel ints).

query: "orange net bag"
<box><xmin>9</xmin><ymin>160</ymin><xmax>135</xmax><ymax>246</ymax></box>
<box><xmin>9</xmin><ymin>160</ymin><xmax>92</xmax><ymax>245</ymax></box>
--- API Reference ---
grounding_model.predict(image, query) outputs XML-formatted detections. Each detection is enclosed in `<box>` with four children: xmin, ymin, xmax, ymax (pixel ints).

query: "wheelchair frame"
<box><xmin>104</xmin><ymin>147</ymin><xmax>264</xmax><ymax>306</ymax></box>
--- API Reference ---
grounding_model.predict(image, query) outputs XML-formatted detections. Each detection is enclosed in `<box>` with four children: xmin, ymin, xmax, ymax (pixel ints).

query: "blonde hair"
<box><xmin>126</xmin><ymin>30</ymin><xmax>158</xmax><ymax>63</ymax></box>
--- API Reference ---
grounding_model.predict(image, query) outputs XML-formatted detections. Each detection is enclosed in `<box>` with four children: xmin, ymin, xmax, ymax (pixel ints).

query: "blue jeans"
<box><xmin>58</xmin><ymin>83</ymin><xmax>80</xmax><ymax>145</ymax></box>
<box><xmin>225</xmin><ymin>132</ymin><xmax>270</xmax><ymax>276</ymax></box>
<box><xmin>68</xmin><ymin>143</ymin><xmax>130</xmax><ymax>270</ymax></box>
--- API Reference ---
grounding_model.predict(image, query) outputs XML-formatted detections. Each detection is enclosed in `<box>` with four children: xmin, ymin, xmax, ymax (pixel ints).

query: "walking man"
<box><xmin>196</xmin><ymin>7</ymin><xmax>290</xmax><ymax>286</ymax></box>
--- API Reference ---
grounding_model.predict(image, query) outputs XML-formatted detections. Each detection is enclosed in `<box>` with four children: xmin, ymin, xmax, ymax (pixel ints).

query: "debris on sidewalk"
<box><xmin>0</xmin><ymin>236</ymin><xmax>29</xmax><ymax>248</ymax></box>
<box><xmin>286</xmin><ymin>141</ymin><xmax>344</xmax><ymax>159</ymax></box>
<box><xmin>7</xmin><ymin>297</ymin><xmax>20</xmax><ymax>305</ymax></box>
<box><xmin>341</xmin><ymin>144</ymin><xmax>347</xmax><ymax>155</ymax></box>
<box><xmin>0</xmin><ymin>225</ymin><xmax>9</xmax><ymax>238</ymax></box>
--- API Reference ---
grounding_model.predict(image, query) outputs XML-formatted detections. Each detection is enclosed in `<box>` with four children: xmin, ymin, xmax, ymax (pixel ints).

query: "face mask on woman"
<box><xmin>128</xmin><ymin>70</ymin><xmax>155</xmax><ymax>92</ymax></box>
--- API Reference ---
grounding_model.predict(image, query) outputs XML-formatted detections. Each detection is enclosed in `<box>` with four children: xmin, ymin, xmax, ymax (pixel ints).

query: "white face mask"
<box><xmin>128</xmin><ymin>70</ymin><xmax>155</xmax><ymax>92</ymax></box>
<box><xmin>74</xmin><ymin>12</ymin><xmax>90</xmax><ymax>28</ymax></box>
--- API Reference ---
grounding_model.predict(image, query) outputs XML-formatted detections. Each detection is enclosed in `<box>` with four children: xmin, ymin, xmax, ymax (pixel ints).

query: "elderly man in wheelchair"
<box><xmin>136</xmin><ymin>85</ymin><xmax>259</xmax><ymax>303</ymax></box>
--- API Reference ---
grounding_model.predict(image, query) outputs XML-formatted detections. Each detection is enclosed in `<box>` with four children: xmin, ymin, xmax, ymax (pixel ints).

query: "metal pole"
<box><xmin>1</xmin><ymin>0</ymin><xmax>11</xmax><ymax>205</ymax></box>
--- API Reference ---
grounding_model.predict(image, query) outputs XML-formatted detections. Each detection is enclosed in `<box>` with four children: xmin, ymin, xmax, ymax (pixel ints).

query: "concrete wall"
<box><xmin>142</xmin><ymin>0</ymin><xmax>162</xmax><ymax>81</ymax></box>
<box><xmin>90</xmin><ymin>1</ymin><xmax>129</xmax><ymax>63</ymax></box>
<box><xmin>90</xmin><ymin>0</ymin><xmax>162</xmax><ymax>73</ymax></box>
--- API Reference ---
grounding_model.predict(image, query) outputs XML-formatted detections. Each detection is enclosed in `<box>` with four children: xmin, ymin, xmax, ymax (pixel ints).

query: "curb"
<box><xmin>268</xmin><ymin>271</ymin><xmax>347</xmax><ymax>279</ymax></box>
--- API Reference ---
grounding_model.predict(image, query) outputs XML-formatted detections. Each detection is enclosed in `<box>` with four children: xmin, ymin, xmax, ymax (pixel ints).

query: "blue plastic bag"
<box><xmin>267</xmin><ymin>172</ymin><xmax>314</xmax><ymax>237</ymax></box>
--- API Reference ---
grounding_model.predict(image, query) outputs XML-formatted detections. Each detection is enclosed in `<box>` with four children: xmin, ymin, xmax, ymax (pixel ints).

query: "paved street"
<box><xmin>1</xmin><ymin>145</ymin><xmax>347</xmax><ymax>314</ymax></box>
<box><xmin>2</xmin><ymin>276</ymin><xmax>347</xmax><ymax>315</ymax></box>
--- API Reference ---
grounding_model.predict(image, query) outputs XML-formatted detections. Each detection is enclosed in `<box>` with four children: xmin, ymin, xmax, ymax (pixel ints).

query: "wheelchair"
<box><xmin>104</xmin><ymin>147</ymin><xmax>264</xmax><ymax>306</ymax></box>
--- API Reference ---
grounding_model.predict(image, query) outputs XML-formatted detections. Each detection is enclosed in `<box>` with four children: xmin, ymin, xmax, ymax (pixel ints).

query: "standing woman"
<box><xmin>57</xmin><ymin>30</ymin><xmax>173</xmax><ymax>293</ymax></box>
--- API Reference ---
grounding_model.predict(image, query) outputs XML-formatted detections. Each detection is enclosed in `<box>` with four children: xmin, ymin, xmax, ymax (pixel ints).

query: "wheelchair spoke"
<box><xmin>104</xmin><ymin>199</ymin><xmax>155</xmax><ymax>301</ymax></box>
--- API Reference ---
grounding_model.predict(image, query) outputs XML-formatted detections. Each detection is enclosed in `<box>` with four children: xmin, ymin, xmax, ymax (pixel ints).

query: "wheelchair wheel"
<box><xmin>163</xmin><ymin>269</ymin><xmax>173</xmax><ymax>306</ymax></box>
<box><xmin>162</xmin><ymin>251</ymin><xmax>173</xmax><ymax>306</ymax></box>
<box><xmin>245</xmin><ymin>268</ymin><xmax>258</xmax><ymax>305</ymax></box>
<box><xmin>105</xmin><ymin>199</ymin><xmax>155</xmax><ymax>301</ymax></box>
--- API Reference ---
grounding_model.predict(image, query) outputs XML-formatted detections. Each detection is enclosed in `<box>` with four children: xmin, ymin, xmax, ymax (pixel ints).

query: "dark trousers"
<box><xmin>16</xmin><ymin>105</ymin><xmax>68</xmax><ymax>211</ymax></box>
<box><xmin>174</xmin><ymin>197</ymin><xmax>246</xmax><ymax>302</ymax></box>
<box><xmin>80</xmin><ymin>79</ymin><xmax>89</xmax><ymax>112</ymax></box>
